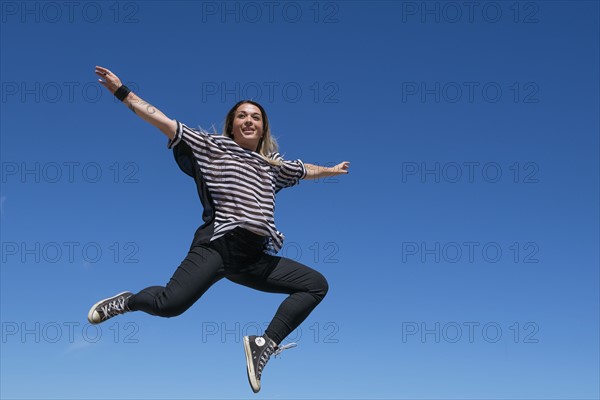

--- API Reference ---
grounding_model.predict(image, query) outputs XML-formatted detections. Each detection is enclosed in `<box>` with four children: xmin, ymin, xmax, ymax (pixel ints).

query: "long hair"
<box><xmin>223</xmin><ymin>100</ymin><xmax>282</xmax><ymax>166</ymax></box>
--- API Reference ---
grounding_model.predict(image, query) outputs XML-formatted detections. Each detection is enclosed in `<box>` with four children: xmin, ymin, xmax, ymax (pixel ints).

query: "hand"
<box><xmin>333</xmin><ymin>161</ymin><xmax>350</xmax><ymax>175</ymax></box>
<box><xmin>95</xmin><ymin>65</ymin><xmax>123</xmax><ymax>94</ymax></box>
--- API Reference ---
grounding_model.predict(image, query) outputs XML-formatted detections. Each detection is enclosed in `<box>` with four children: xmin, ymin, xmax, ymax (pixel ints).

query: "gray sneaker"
<box><xmin>87</xmin><ymin>291</ymin><xmax>132</xmax><ymax>324</ymax></box>
<box><xmin>243</xmin><ymin>334</ymin><xmax>297</xmax><ymax>393</ymax></box>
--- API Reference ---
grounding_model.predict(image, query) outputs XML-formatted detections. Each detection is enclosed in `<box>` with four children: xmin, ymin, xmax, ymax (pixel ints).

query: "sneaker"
<box><xmin>87</xmin><ymin>291</ymin><xmax>133</xmax><ymax>324</ymax></box>
<box><xmin>243</xmin><ymin>334</ymin><xmax>297</xmax><ymax>393</ymax></box>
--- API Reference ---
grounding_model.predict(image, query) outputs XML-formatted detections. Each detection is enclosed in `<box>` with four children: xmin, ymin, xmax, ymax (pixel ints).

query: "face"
<box><xmin>231</xmin><ymin>103</ymin><xmax>264</xmax><ymax>151</ymax></box>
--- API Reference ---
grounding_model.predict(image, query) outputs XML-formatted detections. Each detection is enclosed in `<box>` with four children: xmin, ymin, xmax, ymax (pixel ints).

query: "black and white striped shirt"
<box><xmin>167</xmin><ymin>120</ymin><xmax>306</xmax><ymax>254</ymax></box>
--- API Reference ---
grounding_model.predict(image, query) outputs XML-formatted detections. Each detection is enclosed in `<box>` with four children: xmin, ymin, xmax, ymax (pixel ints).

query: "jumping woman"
<box><xmin>87</xmin><ymin>66</ymin><xmax>350</xmax><ymax>393</ymax></box>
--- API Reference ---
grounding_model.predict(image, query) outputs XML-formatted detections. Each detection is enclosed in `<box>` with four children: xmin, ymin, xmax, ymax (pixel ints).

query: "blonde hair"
<box><xmin>223</xmin><ymin>100</ymin><xmax>282</xmax><ymax>166</ymax></box>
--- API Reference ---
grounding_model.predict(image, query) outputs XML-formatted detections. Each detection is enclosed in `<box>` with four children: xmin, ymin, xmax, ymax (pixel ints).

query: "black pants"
<box><xmin>127</xmin><ymin>227</ymin><xmax>329</xmax><ymax>345</ymax></box>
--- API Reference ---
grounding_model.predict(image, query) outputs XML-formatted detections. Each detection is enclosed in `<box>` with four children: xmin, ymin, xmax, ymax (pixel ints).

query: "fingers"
<box><xmin>95</xmin><ymin>70</ymin><xmax>108</xmax><ymax>82</ymax></box>
<box><xmin>337</xmin><ymin>161</ymin><xmax>350</xmax><ymax>174</ymax></box>
<box><xmin>95</xmin><ymin>69</ymin><xmax>109</xmax><ymax>77</ymax></box>
<box><xmin>94</xmin><ymin>66</ymin><xmax>114</xmax><ymax>78</ymax></box>
<box><xmin>94</xmin><ymin>66</ymin><xmax>122</xmax><ymax>92</ymax></box>
<box><xmin>95</xmin><ymin>70</ymin><xmax>108</xmax><ymax>84</ymax></box>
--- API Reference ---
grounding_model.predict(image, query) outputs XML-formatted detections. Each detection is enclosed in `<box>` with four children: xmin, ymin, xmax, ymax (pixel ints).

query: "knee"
<box><xmin>153</xmin><ymin>299</ymin><xmax>190</xmax><ymax>318</ymax></box>
<box><xmin>129</xmin><ymin>287</ymin><xmax>194</xmax><ymax>318</ymax></box>
<box><xmin>311</xmin><ymin>272</ymin><xmax>329</xmax><ymax>302</ymax></box>
<box><xmin>156</xmin><ymin>308</ymin><xmax>184</xmax><ymax>318</ymax></box>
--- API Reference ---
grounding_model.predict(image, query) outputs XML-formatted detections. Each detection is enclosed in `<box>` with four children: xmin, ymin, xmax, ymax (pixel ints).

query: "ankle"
<box><xmin>263</xmin><ymin>332</ymin><xmax>280</xmax><ymax>347</ymax></box>
<box><xmin>124</xmin><ymin>294</ymin><xmax>133</xmax><ymax>312</ymax></box>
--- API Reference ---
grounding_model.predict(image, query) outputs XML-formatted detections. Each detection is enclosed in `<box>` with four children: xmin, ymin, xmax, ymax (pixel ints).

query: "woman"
<box><xmin>88</xmin><ymin>66</ymin><xmax>350</xmax><ymax>393</ymax></box>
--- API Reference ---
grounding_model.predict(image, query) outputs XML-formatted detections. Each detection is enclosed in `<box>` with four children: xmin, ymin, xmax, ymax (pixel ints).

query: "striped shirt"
<box><xmin>167</xmin><ymin>120</ymin><xmax>306</xmax><ymax>254</ymax></box>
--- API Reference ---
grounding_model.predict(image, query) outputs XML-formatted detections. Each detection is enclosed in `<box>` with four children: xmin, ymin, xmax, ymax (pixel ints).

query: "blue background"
<box><xmin>1</xmin><ymin>1</ymin><xmax>598</xmax><ymax>399</ymax></box>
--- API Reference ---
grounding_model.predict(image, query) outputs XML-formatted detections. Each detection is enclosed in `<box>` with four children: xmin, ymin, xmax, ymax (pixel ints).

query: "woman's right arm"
<box><xmin>95</xmin><ymin>66</ymin><xmax>177</xmax><ymax>139</ymax></box>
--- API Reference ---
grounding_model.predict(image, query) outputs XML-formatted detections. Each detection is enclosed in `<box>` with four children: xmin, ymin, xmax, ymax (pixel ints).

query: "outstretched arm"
<box><xmin>95</xmin><ymin>66</ymin><xmax>177</xmax><ymax>139</ymax></box>
<box><xmin>303</xmin><ymin>162</ymin><xmax>350</xmax><ymax>180</ymax></box>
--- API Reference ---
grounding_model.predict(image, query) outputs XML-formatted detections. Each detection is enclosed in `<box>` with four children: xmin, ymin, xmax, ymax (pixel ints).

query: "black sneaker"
<box><xmin>87</xmin><ymin>291</ymin><xmax>133</xmax><ymax>324</ymax></box>
<box><xmin>243</xmin><ymin>334</ymin><xmax>297</xmax><ymax>393</ymax></box>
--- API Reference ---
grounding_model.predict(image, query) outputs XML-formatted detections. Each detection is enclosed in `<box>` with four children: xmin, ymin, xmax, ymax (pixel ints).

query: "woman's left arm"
<box><xmin>303</xmin><ymin>162</ymin><xmax>350</xmax><ymax>180</ymax></box>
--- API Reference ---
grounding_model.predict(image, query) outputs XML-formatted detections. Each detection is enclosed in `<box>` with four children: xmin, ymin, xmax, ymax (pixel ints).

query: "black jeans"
<box><xmin>127</xmin><ymin>227</ymin><xmax>329</xmax><ymax>344</ymax></box>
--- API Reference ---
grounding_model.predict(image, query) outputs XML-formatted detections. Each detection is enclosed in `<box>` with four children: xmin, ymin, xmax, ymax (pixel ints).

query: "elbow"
<box><xmin>160</xmin><ymin>119</ymin><xmax>177</xmax><ymax>140</ymax></box>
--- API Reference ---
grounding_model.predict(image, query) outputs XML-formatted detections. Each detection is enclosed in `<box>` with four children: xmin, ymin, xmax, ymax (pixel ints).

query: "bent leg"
<box><xmin>227</xmin><ymin>256</ymin><xmax>329</xmax><ymax>344</ymax></box>
<box><xmin>128</xmin><ymin>245</ymin><xmax>225</xmax><ymax>317</ymax></box>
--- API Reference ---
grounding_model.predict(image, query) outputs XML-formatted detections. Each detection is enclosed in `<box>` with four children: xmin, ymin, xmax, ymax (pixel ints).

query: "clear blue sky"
<box><xmin>1</xmin><ymin>1</ymin><xmax>598</xmax><ymax>399</ymax></box>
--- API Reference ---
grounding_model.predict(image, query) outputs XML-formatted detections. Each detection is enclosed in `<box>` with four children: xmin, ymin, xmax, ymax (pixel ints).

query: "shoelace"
<box><xmin>273</xmin><ymin>342</ymin><xmax>297</xmax><ymax>357</ymax></box>
<box><xmin>100</xmin><ymin>296</ymin><xmax>128</xmax><ymax>320</ymax></box>
<box><xmin>256</xmin><ymin>341</ymin><xmax>298</xmax><ymax>378</ymax></box>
